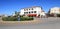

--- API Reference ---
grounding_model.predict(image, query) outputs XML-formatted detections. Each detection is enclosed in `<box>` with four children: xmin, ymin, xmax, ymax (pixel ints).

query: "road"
<box><xmin>0</xmin><ymin>17</ymin><xmax>60</xmax><ymax>29</ymax></box>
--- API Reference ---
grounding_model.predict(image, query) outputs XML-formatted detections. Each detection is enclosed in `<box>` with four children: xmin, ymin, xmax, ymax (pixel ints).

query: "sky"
<box><xmin>0</xmin><ymin>0</ymin><xmax>60</xmax><ymax>15</ymax></box>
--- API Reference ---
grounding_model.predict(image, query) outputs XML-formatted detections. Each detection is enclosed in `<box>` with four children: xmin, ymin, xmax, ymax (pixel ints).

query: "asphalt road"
<box><xmin>0</xmin><ymin>17</ymin><xmax>60</xmax><ymax>29</ymax></box>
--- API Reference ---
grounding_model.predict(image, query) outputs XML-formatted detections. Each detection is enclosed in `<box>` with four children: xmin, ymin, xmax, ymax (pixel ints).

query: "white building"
<box><xmin>0</xmin><ymin>14</ymin><xmax>8</xmax><ymax>17</ymax></box>
<box><xmin>50</xmin><ymin>7</ymin><xmax>60</xmax><ymax>14</ymax></box>
<box><xmin>20</xmin><ymin>6</ymin><xmax>46</xmax><ymax>17</ymax></box>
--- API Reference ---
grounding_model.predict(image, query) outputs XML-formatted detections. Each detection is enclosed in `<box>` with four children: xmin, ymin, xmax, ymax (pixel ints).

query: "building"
<box><xmin>49</xmin><ymin>7</ymin><xmax>60</xmax><ymax>17</ymax></box>
<box><xmin>0</xmin><ymin>14</ymin><xmax>8</xmax><ymax>17</ymax></box>
<box><xmin>20</xmin><ymin>6</ymin><xmax>46</xmax><ymax>17</ymax></box>
<box><xmin>50</xmin><ymin>7</ymin><xmax>60</xmax><ymax>14</ymax></box>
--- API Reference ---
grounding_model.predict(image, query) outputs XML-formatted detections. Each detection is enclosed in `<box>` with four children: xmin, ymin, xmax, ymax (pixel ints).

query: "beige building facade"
<box><xmin>50</xmin><ymin>7</ymin><xmax>60</xmax><ymax>14</ymax></box>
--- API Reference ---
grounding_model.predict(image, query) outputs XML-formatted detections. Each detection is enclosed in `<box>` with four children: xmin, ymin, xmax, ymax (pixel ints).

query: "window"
<box><xmin>34</xmin><ymin>11</ymin><xmax>36</xmax><ymax>13</ymax></box>
<box><xmin>29</xmin><ymin>9</ymin><xmax>30</xmax><ymax>10</ymax></box>
<box><xmin>32</xmin><ymin>8</ymin><xmax>33</xmax><ymax>10</ymax></box>
<box><xmin>26</xmin><ymin>9</ymin><xmax>28</xmax><ymax>11</ymax></box>
<box><xmin>24</xmin><ymin>9</ymin><xmax>28</xmax><ymax>11</ymax></box>
<box><xmin>29</xmin><ymin>12</ymin><xmax>30</xmax><ymax>14</ymax></box>
<box><xmin>24</xmin><ymin>12</ymin><xmax>28</xmax><ymax>14</ymax></box>
<box><xmin>54</xmin><ymin>10</ymin><xmax>56</xmax><ymax>11</ymax></box>
<box><xmin>59</xmin><ymin>10</ymin><xmax>60</xmax><ymax>12</ymax></box>
<box><xmin>31</xmin><ymin>11</ymin><xmax>33</xmax><ymax>13</ymax></box>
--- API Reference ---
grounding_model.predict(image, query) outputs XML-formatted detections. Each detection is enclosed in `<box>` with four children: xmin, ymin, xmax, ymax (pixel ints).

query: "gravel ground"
<box><xmin>0</xmin><ymin>17</ymin><xmax>60</xmax><ymax>25</ymax></box>
<box><xmin>0</xmin><ymin>17</ymin><xmax>60</xmax><ymax>29</ymax></box>
<box><xmin>0</xmin><ymin>20</ymin><xmax>42</xmax><ymax>25</ymax></box>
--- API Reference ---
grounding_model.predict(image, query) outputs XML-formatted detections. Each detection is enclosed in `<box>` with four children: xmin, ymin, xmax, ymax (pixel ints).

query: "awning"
<box><xmin>27</xmin><ymin>14</ymin><xmax>37</xmax><ymax>16</ymax></box>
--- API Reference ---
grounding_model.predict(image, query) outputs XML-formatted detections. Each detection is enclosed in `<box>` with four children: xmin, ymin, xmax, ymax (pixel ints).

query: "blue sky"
<box><xmin>0</xmin><ymin>0</ymin><xmax>60</xmax><ymax>15</ymax></box>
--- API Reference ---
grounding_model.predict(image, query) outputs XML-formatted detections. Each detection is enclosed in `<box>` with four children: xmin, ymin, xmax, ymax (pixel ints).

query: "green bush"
<box><xmin>2</xmin><ymin>17</ymin><xmax>18</xmax><ymax>21</ymax></box>
<box><xmin>20</xmin><ymin>15</ymin><xmax>23</xmax><ymax>17</ymax></box>
<box><xmin>57</xmin><ymin>14</ymin><xmax>60</xmax><ymax>17</ymax></box>
<box><xmin>2</xmin><ymin>17</ymin><xmax>34</xmax><ymax>21</ymax></box>
<box><xmin>20</xmin><ymin>17</ymin><xmax>34</xmax><ymax>21</ymax></box>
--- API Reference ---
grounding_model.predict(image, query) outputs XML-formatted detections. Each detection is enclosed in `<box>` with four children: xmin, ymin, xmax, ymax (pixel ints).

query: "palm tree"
<box><xmin>48</xmin><ymin>9</ymin><xmax>50</xmax><ymax>14</ymax></box>
<box><xmin>47</xmin><ymin>9</ymin><xmax>50</xmax><ymax>17</ymax></box>
<box><xmin>15</xmin><ymin>11</ymin><xmax>20</xmax><ymax>21</ymax></box>
<box><xmin>15</xmin><ymin>11</ymin><xmax>17</xmax><ymax>15</ymax></box>
<box><xmin>17</xmin><ymin>12</ymin><xmax>20</xmax><ymax>16</ymax></box>
<box><xmin>15</xmin><ymin>11</ymin><xmax>20</xmax><ymax>17</ymax></box>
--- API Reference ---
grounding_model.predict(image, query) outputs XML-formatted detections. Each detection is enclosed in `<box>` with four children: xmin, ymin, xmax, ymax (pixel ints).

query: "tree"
<box><xmin>15</xmin><ymin>11</ymin><xmax>17</xmax><ymax>15</ymax></box>
<box><xmin>48</xmin><ymin>9</ymin><xmax>50</xmax><ymax>14</ymax></box>
<box><xmin>15</xmin><ymin>11</ymin><xmax>20</xmax><ymax>17</ymax></box>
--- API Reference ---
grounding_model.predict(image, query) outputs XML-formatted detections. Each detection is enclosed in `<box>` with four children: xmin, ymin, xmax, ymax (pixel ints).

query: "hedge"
<box><xmin>2</xmin><ymin>17</ymin><xmax>34</xmax><ymax>21</ymax></box>
<box><xmin>20</xmin><ymin>17</ymin><xmax>34</xmax><ymax>21</ymax></box>
<box><xmin>57</xmin><ymin>14</ymin><xmax>60</xmax><ymax>17</ymax></box>
<box><xmin>2</xmin><ymin>17</ymin><xmax>18</xmax><ymax>21</ymax></box>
